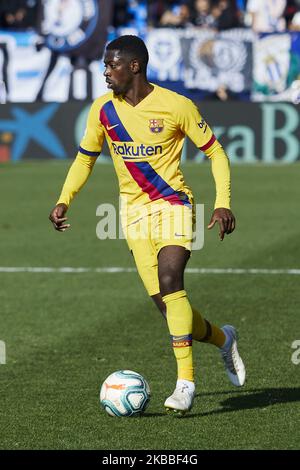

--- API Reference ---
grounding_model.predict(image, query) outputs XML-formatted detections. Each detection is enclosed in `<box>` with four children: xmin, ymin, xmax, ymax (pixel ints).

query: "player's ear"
<box><xmin>130</xmin><ymin>59</ymin><xmax>140</xmax><ymax>74</ymax></box>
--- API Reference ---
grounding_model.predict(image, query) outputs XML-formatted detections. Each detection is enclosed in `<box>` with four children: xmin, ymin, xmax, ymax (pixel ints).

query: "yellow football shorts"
<box><xmin>122</xmin><ymin>201</ymin><xmax>194</xmax><ymax>296</ymax></box>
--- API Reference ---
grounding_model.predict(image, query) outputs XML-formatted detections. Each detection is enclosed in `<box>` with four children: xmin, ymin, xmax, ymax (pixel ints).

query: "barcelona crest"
<box><xmin>149</xmin><ymin>119</ymin><xmax>164</xmax><ymax>133</ymax></box>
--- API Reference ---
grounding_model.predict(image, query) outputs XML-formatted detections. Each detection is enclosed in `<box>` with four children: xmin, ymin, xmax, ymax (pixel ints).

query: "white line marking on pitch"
<box><xmin>0</xmin><ymin>267</ymin><xmax>300</xmax><ymax>275</ymax></box>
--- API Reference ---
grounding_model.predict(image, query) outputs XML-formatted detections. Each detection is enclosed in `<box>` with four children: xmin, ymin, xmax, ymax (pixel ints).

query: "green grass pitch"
<box><xmin>0</xmin><ymin>161</ymin><xmax>299</xmax><ymax>450</ymax></box>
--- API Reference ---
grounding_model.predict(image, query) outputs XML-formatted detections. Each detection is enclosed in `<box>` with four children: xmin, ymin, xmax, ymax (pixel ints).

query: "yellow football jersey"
<box><xmin>79</xmin><ymin>84</ymin><xmax>217</xmax><ymax>214</ymax></box>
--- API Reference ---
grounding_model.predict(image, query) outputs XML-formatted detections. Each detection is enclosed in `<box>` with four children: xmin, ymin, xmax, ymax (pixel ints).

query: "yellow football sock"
<box><xmin>192</xmin><ymin>306</ymin><xmax>226</xmax><ymax>348</ymax></box>
<box><xmin>162</xmin><ymin>290</ymin><xmax>194</xmax><ymax>382</ymax></box>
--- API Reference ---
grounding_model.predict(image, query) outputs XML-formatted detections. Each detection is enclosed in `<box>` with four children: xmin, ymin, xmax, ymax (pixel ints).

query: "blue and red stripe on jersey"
<box><xmin>124</xmin><ymin>160</ymin><xmax>191</xmax><ymax>207</ymax></box>
<box><xmin>98</xmin><ymin>101</ymin><xmax>191</xmax><ymax>207</ymax></box>
<box><xmin>100</xmin><ymin>101</ymin><xmax>133</xmax><ymax>142</ymax></box>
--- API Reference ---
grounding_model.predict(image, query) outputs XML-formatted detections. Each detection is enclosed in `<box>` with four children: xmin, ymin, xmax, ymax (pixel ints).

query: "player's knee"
<box><xmin>159</xmin><ymin>272</ymin><xmax>183</xmax><ymax>296</ymax></box>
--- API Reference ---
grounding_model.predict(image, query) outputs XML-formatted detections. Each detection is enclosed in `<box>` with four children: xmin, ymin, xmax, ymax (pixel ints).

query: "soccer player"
<box><xmin>49</xmin><ymin>35</ymin><xmax>245</xmax><ymax>415</ymax></box>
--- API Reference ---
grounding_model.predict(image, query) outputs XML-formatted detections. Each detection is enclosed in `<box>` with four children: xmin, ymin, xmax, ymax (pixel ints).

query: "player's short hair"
<box><xmin>106</xmin><ymin>35</ymin><xmax>149</xmax><ymax>73</ymax></box>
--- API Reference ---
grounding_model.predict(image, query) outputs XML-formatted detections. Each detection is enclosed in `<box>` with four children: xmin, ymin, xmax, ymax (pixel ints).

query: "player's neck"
<box><xmin>122</xmin><ymin>80</ymin><xmax>154</xmax><ymax>107</ymax></box>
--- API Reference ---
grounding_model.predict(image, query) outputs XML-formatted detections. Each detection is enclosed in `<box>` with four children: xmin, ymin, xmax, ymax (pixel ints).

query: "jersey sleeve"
<box><xmin>176</xmin><ymin>97</ymin><xmax>217</xmax><ymax>154</ymax></box>
<box><xmin>176</xmin><ymin>96</ymin><xmax>231</xmax><ymax>209</ymax></box>
<box><xmin>78</xmin><ymin>99</ymin><xmax>105</xmax><ymax>158</ymax></box>
<box><xmin>56</xmin><ymin>100</ymin><xmax>105</xmax><ymax>207</ymax></box>
<box><xmin>56</xmin><ymin>153</ymin><xmax>97</xmax><ymax>207</ymax></box>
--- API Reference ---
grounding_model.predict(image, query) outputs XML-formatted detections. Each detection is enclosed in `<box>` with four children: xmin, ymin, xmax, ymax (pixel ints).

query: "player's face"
<box><xmin>103</xmin><ymin>50</ymin><xmax>134</xmax><ymax>95</ymax></box>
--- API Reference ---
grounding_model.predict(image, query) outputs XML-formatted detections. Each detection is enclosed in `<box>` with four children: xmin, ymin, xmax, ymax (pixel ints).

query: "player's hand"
<box><xmin>49</xmin><ymin>203</ymin><xmax>70</xmax><ymax>232</ymax></box>
<box><xmin>207</xmin><ymin>208</ymin><xmax>236</xmax><ymax>241</ymax></box>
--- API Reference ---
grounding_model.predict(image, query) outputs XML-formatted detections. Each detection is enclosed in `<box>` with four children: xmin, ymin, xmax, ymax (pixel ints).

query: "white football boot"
<box><xmin>164</xmin><ymin>380</ymin><xmax>195</xmax><ymax>415</ymax></box>
<box><xmin>220</xmin><ymin>325</ymin><xmax>246</xmax><ymax>387</ymax></box>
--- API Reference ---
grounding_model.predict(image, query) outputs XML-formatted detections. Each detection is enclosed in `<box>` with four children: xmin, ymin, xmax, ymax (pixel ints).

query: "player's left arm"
<box><xmin>205</xmin><ymin>141</ymin><xmax>235</xmax><ymax>241</ymax></box>
<box><xmin>176</xmin><ymin>97</ymin><xmax>235</xmax><ymax>241</ymax></box>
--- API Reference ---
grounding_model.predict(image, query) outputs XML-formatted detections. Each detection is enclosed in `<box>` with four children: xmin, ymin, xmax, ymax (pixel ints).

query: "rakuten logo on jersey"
<box><xmin>112</xmin><ymin>143</ymin><xmax>163</xmax><ymax>158</ymax></box>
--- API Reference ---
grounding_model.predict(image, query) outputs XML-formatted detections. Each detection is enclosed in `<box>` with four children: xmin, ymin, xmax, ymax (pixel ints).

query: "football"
<box><xmin>100</xmin><ymin>370</ymin><xmax>151</xmax><ymax>417</ymax></box>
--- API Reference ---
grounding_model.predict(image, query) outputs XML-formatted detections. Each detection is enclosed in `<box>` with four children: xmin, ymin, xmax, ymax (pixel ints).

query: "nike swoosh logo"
<box><xmin>106</xmin><ymin>124</ymin><xmax>119</xmax><ymax>131</ymax></box>
<box><xmin>173</xmin><ymin>335</ymin><xmax>190</xmax><ymax>341</ymax></box>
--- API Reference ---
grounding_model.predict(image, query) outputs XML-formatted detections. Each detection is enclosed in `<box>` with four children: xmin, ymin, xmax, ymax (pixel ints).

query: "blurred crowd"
<box><xmin>1</xmin><ymin>0</ymin><xmax>300</xmax><ymax>33</ymax></box>
<box><xmin>147</xmin><ymin>0</ymin><xmax>300</xmax><ymax>31</ymax></box>
<box><xmin>0</xmin><ymin>0</ymin><xmax>42</xmax><ymax>30</ymax></box>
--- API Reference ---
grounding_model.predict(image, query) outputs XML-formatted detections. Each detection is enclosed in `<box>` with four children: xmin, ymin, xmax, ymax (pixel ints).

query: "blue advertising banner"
<box><xmin>1</xmin><ymin>102</ymin><xmax>299</xmax><ymax>163</ymax></box>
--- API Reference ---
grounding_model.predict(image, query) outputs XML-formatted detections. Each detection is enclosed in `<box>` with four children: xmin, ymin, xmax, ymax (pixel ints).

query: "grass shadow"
<box><xmin>193</xmin><ymin>387</ymin><xmax>300</xmax><ymax>418</ymax></box>
<box><xmin>176</xmin><ymin>387</ymin><xmax>300</xmax><ymax>419</ymax></box>
<box><xmin>142</xmin><ymin>387</ymin><xmax>300</xmax><ymax>419</ymax></box>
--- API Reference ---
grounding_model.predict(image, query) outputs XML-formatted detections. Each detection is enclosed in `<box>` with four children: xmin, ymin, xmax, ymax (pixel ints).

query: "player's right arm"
<box><xmin>49</xmin><ymin>100</ymin><xmax>104</xmax><ymax>232</ymax></box>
